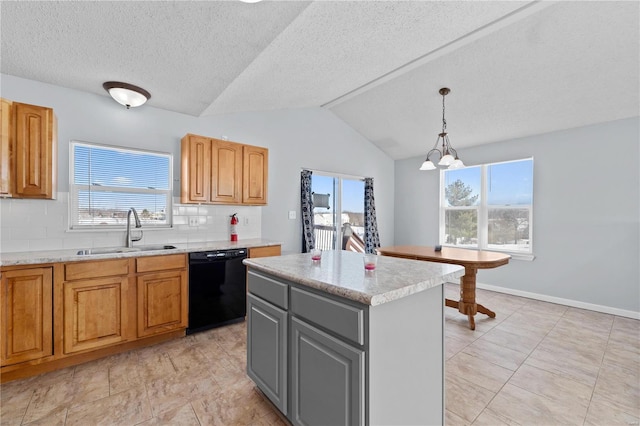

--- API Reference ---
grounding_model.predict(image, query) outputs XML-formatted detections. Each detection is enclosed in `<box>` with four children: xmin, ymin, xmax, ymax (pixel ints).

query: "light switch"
<box><xmin>288</xmin><ymin>211</ymin><xmax>296</xmax><ymax>219</ymax></box>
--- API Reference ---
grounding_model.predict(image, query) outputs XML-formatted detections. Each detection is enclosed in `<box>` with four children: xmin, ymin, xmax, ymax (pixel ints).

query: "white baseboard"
<box><xmin>476</xmin><ymin>282</ymin><xmax>640</xmax><ymax>320</ymax></box>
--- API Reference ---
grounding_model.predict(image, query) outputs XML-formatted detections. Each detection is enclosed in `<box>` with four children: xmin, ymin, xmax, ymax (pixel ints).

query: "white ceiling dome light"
<box><xmin>103</xmin><ymin>82</ymin><xmax>151</xmax><ymax>109</ymax></box>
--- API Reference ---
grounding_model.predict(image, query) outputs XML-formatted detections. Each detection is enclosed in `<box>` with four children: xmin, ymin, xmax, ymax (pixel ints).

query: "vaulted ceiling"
<box><xmin>2</xmin><ymin>1</ymin><xmax>638</xmax><ymax>160</ymax></box>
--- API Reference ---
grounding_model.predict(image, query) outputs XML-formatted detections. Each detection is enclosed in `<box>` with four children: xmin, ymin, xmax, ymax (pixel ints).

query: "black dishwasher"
<box><xmin>187</xmin><ymin>249</ymin><xmax>247</xmax><ymax>334</ymax></box>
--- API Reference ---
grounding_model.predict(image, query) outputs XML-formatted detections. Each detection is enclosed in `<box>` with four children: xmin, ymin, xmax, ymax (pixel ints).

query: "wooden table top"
<box><xmin>377</xmin><ymin>245</ymin><xmax>510</xmax><ymax>269</ymax></box>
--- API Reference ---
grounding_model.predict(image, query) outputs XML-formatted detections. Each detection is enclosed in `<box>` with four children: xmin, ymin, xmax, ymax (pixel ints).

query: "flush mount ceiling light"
<box><xmin>102</xmin><ymin>81</ymin><xmax>151</xmax><ymax>109</ymax></box>
<box><xmin>419</xmin><ymin>88</ymin><xmax>465</xmax><ymax>171</ymax></box>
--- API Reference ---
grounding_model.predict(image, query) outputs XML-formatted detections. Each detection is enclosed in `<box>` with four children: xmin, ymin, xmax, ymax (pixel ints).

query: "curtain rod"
<box><xmin>301</xmin><ymin>167</ymin><xmax>369</xmax><ymax>181</ymax></box>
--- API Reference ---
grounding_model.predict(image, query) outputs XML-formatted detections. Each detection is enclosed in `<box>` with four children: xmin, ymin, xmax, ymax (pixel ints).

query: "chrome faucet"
<box><xmin>125</xmin><ymin>207</ymin><xmax>143</xmax><ymax>248</ymax></box>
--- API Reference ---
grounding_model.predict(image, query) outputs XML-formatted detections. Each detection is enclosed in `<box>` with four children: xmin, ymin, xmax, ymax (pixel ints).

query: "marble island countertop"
<box><xmin>0</xmin><ymin>238</ymin><xmax>281</xmax><ymax>266</ymax></box>
<box><xmin>244</xmin><ymin>250</ymin><xmax>464</xmax><ymax>306</ymax></box>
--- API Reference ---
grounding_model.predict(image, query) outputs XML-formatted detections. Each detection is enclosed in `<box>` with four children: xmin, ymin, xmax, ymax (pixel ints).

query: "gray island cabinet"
<box><xmin>244</xmin><ymin>250</ymin><xmax>464</xmax><ymax>426</ymax></box>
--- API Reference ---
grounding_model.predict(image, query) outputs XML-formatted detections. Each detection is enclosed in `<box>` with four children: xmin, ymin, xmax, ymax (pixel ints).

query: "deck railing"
<box><xmin>313</xmin><ymin>224</ymin><xmax>366</xmax><ymax>252</ymax></box>
<box><xmin>313</xmin><ymin>224</ymin><xmax>335</xmax><ymax>250</ymax></box>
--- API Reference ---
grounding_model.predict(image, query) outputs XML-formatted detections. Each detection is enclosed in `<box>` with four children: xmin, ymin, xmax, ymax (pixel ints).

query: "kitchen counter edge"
<box><xmin>0</xmin><ymin>239</ymin><xmax>282</xmax><ymax>267</ymax></box>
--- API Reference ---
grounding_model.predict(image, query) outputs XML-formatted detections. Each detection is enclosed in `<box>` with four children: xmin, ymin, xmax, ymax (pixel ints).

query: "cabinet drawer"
<box><xmin>290</xmin><ymin>287</ymin><xmax>365</xmax><ymax>346</ymax></box>
<box><xmin>248</xmin><ymin>271</ymin><xmax>288</xmax><ymax>310</ymax></box>
<box><xmin>249</xmin><ymin>245</ymin><xmax>281</xmax><ymax>258</ymax></box>
<box><xmin>136</xmin><ymin>254</ymin><xmax>186</xmax><ymax>273</ymax></box>
<box><xmin>65</xmin><ymin>259</ymin><xmax>129</xmax><ymax>281</ymax></box>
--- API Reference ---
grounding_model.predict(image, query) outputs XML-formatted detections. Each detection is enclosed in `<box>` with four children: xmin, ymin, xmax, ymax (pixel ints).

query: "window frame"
<box><xmin>69</xmin><ymin>140</ymin><xmax>173</xmax><ymax>230</ymax></box>
<box><xmin>439</xmin><ymin>157</ymin><xmax>534</xmax><ymax>260</ymax></box>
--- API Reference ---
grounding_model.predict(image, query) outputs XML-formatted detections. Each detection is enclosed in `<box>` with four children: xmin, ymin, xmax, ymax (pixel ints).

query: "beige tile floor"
<box><xmin>1</xmin><ymin>283</ymin><xmax>639</xmax><ymax>425</ymax></box>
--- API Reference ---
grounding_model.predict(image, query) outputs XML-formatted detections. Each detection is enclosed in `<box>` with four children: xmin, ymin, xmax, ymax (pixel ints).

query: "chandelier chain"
<box><xmin>442</xmin><ymin>91</ymin><xmax>447</xmax><ymax>133</ymax></box>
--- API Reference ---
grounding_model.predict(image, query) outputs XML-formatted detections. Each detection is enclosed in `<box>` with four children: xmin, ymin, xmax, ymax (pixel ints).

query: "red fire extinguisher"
<box><xmin>230</xmin><ymin>213</ymin><xmax>238</xmax><ymax>242</ymax></box>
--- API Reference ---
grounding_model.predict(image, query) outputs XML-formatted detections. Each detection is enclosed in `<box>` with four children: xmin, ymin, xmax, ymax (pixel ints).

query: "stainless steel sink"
<box><xmin>136</xmin><ymin>244</ymin><xmax>177</xmax><ymax>252</ymax></box>
<box><xmin>76</xmin><ymin>245</ymin><xmax>177</xmax><ymax>256</ymax></box>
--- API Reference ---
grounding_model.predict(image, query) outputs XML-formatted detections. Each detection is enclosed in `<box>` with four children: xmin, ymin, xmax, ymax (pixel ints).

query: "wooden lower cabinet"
<box><xmin>137</xmin><ymin>269</ymin><xmax>187</xmax><ymax>338</ymax></box>
<box><xmin>1</xmin><ymin>267</ymin><xmax>53</xmax><ymax>366</ymax></box>
<box><xmin>248</xmin><ymin>245</ymin><xmax>281</xmax><ymax>259</ymax></box>
<box><xmin>62</xmin><ymin>275</ymin><xmax>129</xmax><ymax>354</ymax></box>
<box><xmin>1</xmin><ymin>253</ymin><xmax>189</xmax><ymax>383</ymax></box>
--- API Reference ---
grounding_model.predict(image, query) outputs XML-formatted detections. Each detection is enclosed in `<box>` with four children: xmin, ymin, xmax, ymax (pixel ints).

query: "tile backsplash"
<box><xmin>0</xmin><ymin>193</ymin><xmax>261</xmax><ymax>253</ymax></box>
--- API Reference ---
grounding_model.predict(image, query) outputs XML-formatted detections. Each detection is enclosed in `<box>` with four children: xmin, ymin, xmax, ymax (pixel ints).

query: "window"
<box><xmin>440</xmin><ymin>158</ymin><xmax>533</xmax><ymax>256</ymax></box>
<box><xmin>311</xmin><ymin>174</ymin><xmax>365</xmax><ymax>251</ymax></box>
<box><xmin>70</xmin><ymin>141</ymin><xmax>172</xmax><ymax>229</ymax></box>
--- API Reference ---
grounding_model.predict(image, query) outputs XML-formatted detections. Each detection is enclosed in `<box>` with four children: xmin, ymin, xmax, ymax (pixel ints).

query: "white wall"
<box><xmin>0</xmin><ymin>74</ymin><xmax>394</xmax><ymax>254</ymax></box>
<box><xmin>395</xmin><ymin>117</ymin><xmax>640</xmax><ymax>314</ymax></box>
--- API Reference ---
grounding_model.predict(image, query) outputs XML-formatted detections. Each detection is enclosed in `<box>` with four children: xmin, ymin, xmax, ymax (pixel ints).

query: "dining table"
<box><xmin>377</xmin><ymin>245</ymin><xmax>511</xmax><ymax>330</ymax></box>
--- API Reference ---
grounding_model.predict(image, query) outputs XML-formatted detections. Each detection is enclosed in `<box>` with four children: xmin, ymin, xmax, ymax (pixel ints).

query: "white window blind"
<box><xmin>70</xmin><ymin>141</ymin><xmax>172</xmax><ymax>229</ymax></box>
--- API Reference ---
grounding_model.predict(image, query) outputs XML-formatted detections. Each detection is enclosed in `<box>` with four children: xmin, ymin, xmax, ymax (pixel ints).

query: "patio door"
<box><xmin>311</xmin><ymin>174</ymin><xmax>364</xmax><ymax>251</ymax></box>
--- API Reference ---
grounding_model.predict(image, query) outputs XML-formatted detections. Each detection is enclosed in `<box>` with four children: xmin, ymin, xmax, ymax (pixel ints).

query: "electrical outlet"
<box><xmin>288</xmin><ymin>211</ymin><xmax>296</xmax><ymax>219</ymax></box>
<box><xmin>244</xmin><ymin>217</ymin><xmax>249</xmax><ymax>225</ymax></box>
<box><xmin>188</xmin><ymin>217</ymin><xmax>198</xmax><ymax>227</ymax></box>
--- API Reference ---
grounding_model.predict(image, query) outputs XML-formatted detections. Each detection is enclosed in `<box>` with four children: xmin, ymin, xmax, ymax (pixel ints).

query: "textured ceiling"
<box><xmin>1</xmin><ymin>1</ymin><xmax>638</xmax><ymax>160</ymax></box>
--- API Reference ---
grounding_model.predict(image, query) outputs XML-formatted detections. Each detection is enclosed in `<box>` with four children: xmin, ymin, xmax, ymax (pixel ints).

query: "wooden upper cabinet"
<box><xmin>181</xmin><ymin>134</ymin><xmax>210</xmax><ymax>203</ymax></box>
<box><xmin>1</xmin><ymin>267</ymin><xmax>53</xmax><ymax>366</ymax></box>
<box><xmin>13</xmin><ymin>102</ymin><xmax>57</xmax><ymax>199</ymax></box>
<box><xmin>211</xmin><ymin>139</ymin><xmax>242</xmax><ymax>204</ymax></box>
<box><xmin>180</xmin><ymin>133</ymin><xmax>268</xmax><ymax>205</ymax></box>
<box><xmin>243</xmin><ymin>145</ymin><xmax>268</xmax><ymax>205</ymax></box>
<box><xmin>0</xmin><ymin>99</ymin><xmax>12</xmax><ymax>196</ymax></box>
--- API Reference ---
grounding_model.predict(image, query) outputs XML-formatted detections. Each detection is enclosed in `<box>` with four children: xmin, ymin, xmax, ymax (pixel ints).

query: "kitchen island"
<box><xmin>243</xmin><ymin>250</ymin><xmax>464</xmax><ymax>426</ymax></box>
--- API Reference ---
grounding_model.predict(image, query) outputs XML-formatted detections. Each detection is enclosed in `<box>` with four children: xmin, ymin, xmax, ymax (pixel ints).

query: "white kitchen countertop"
<box><xmin>0</xmin><ymin>238</ymin><xmax>281</xmax><ymax>266</ymax></box>
<box><xmin>244</xmin><ymin>250</ymin><xmax>464</xmax><ymax>306</ymax></box>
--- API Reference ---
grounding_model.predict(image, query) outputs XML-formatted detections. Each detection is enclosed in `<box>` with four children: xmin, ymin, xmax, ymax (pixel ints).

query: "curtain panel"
<box><xmin>364</xmin><ymin>177</ymin><xmax>381</xmax><ymax>254</ymax></box>
<box><xmin>301</xmin><ymin>170</ymin><xmax>315</xmax><ymax>252</ymax></box>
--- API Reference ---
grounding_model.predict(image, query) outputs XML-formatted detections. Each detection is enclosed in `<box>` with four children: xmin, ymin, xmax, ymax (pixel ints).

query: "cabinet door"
<box><xmin>0</xmin><ymin>98</ymin><xmax>12</xmax><ymax>196</ymax></box>
<box><xmin>291</xmin><ymin>317</ymin><xmax>365</xmax><ymax>426</ymax></box>
<box><xmin>181</xmin><ymin>134</ymin><xmax>210</xmax><ymax>203</ymax></box>
<box><xmin>210</xmin><ymin>139</ymin><xmax>242</xmax><ymax>203</ymax></box>
<box><xmin>63</xmin><ymin>276</ymin><xmax>129</xmax><ymax>354</ymax></box>
<box><xmin>1</xmin><ymin>267</ymin><xmax>53</xmax><ymax>366</ymax></box>
<box><xmin>137</xmin><ymin>270</ymin><xmax>187</xmax><ymax>338</ymax></box>
<box><xmin>247</xmin><ymin>294</ymin><xmax>288</xmax><ymax>415</ymax></box>
<box><xmin>242</xmin><ymin>145</ymin><xmax>268</xmax><ymax>205</ymax></box>
<box><xmin>13</xmin><ymin>102</ymin><xmax>56</xmax><ymax>199</ymax></box>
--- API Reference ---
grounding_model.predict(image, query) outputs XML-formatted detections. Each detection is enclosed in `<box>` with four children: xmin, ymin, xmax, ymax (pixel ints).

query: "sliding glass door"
<box><xmin>311</xmin><ymin>174</ymin><xmax>364</xmax><ymax>251</ymax></box>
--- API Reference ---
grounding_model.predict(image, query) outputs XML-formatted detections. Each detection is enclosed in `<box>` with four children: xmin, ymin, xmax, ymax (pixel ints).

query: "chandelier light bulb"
<box><xmin>420</xmin><ymin>160</ymin><xmax>436</xmax><ymax>170</ymax></box>
<box><xmin>438</xmin><ymin>154</ymin><xmax>454</xmax><ymax>166</ymax></box>
<box><xmin>449</xmin><ymin>158</ymin><xmax>465</xmax><ymax>169</ymax></box>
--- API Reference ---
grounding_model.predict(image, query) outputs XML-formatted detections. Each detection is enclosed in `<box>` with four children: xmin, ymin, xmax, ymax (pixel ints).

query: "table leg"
<box><xmin>455</xmin><ymin>267</ymin><xmax>477</xmax><ymax>329</ymax></box>
<box><xmin>476</xmin><ymin>303</ymin><xmax>496</xmax><ymax>318</ymax></box>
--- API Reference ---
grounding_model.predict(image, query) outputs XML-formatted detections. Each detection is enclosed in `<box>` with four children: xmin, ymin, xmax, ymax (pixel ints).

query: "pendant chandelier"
<box><xmin>419</xmin><ymin>88</ymin><xmax>464</xmax><ymax>171</ymax></box>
